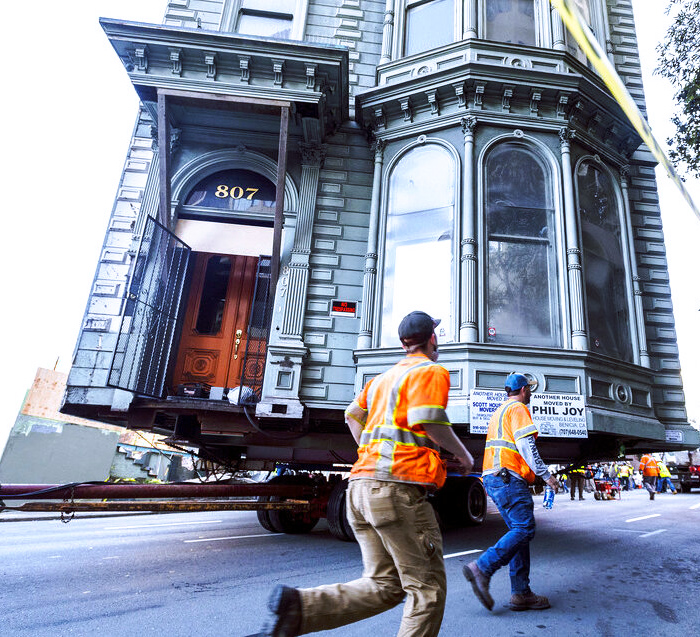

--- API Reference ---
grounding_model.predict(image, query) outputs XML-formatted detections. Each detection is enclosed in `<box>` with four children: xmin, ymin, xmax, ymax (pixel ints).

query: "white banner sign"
<box><xmin>469</xmin><ymin>390</ymin><xmax>588</xmax><ymax>438</ymax></box>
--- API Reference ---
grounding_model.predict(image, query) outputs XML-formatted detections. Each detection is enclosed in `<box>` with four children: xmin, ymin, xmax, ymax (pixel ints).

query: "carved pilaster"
<box><xmin>461</xmin><ymin>116</ymin><xmax>478</xmax><ymax>341</ymax></box>
<box><xmin>380</xmin><ymin>0</ymin><xmax>394</xmax><ymax>64</ymax></box>
<box><xmin>464</xmin><ymin>0</ymin><xmax>478</xmax><ymax>39</ymax></box>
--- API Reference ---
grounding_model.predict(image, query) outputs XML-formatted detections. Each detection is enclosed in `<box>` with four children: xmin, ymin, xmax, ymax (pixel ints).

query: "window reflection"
<box><xmin>485</xmin><ymin>142</ymin><xmax>559</xmax><ymax>347</ymax></box>
<box><xmin>195</xmin><ymin>257</ymin><xmax>231</xmax><ymax>335</ymax></box>
<box><xmin>577</xmin><ymin>161</ymin><xmax>633</xmax><ymax>361</ymax></box>
<box><xmin>381</xmin><ymin>145</ymin><xmax>456</xmax><ymax>347</ymax></box>
<box><xmin>485</xmin><ymin>0</ymin><xmax>536</xmax><ymax>46</ymax></box>
<box><xmin>405</xmin><ymin>0</ymin><xmax>454</xmax><ymax>57</ymax></box>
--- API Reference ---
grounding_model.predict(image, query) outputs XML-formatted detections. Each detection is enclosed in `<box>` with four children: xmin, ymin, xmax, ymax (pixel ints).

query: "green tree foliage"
<box><xmin>657</xmin><ymin>0</ymin><xmax>700</xmax><ymax>179</ymax></box>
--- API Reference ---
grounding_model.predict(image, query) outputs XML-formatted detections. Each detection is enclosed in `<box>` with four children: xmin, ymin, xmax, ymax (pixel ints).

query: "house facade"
<box><xmin>62</xmin><ymin>0</ymin><xmax>699</xmax><ymax>470</ymax></box>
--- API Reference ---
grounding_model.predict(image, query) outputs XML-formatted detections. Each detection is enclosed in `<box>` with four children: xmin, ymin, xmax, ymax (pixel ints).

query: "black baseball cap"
<box><xmin>398</xmin><ymin>311</ymin><xmax>440</xmax><ymax>346</ymax></box>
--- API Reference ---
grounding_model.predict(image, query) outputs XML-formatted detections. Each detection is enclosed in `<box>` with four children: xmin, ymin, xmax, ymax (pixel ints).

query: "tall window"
<box><xmin>235</xmin><ymin>0</ymin><xmax>295</xmax><ymax>38</ymax></box>
<box><xmin>485</xmin><ymin>0</ymin><xmax>536</xmax><ymax>46</ymax></box>
<box><xmin>485</xmin><ymin>142</ymin><xmax>559</xmax><ymax>347</ymax></box>
<box><xmin>381</xmin><ymin>145</ymin><xmax>456</xmax><ymax>347</ymax></box>
<box><xmin>577</xmin><ymin>161</ymin><xmax>633</xmax><ymax>362</ymax></box>
<box><xmin>404</xmin><ymin>0</ymin><xmax>455</xmax><ymax>56</ymax></box>
<box><xmin>566</xmin><ymin>0</ymin><xmax>593</xmax><ymax>65</ymax></box>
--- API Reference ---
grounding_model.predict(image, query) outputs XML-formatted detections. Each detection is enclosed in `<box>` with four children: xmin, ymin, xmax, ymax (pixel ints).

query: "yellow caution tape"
<box><xmin>549</xmin><ymin>0</ymin><xmax>700</xmax><ymax>221</ymax></box>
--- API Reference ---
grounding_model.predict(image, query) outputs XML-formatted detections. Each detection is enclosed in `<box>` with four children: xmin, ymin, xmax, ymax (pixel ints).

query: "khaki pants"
<box><xmin>298</xmin><ymin>479</ymin><xmax>446</xmax><ymax>636</ymax></box>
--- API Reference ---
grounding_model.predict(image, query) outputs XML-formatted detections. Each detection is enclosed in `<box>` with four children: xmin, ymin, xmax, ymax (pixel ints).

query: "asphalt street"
<box><xmin>1</xmin><ymin>488</ymin><xmax>698</xmax><ymax>636</ymax></box>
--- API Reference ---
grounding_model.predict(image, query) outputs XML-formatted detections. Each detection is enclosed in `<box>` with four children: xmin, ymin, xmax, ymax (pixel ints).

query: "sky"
<box><xmin>0</xmin><ymin>1</ymin><xmax>698</xmax><ymax>451</ymax></box>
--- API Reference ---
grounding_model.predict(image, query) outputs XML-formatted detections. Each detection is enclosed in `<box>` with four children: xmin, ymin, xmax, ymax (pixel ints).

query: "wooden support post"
<box><xmin>157</xmin><ymin>91</ymin><xmax>171</xmax><ymax>228</ymax></box>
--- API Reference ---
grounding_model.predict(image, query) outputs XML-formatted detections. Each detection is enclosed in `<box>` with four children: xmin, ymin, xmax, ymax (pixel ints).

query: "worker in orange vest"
<box><xmin>260</xmin><ymin>311</ymin><xmax>474</xmax><ymax>637</ymax></box>
<box><xmin>638</xmin><ymin>453</ymin><xmax>660</xmax><ymax>500</ymax></box>
<box><xmin>463</xmin><ymin>372</ymin><xmax>558</xmax><ymax>613</ymax></box>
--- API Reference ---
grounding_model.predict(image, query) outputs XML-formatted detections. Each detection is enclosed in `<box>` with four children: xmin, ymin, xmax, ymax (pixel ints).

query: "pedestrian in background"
<box><xmin>656</xmin><ymin>460</ymin><xmax>677</xmax><ymax>494</ymax></box>
<box><xmin>463</xmin><ymin>372</ymin><xmax>558</xmax><ymax>613</ymax></box>
<box><xmin>259</xmin><ymin>311</ymin><xmax>474</xmax><ymax>637</ymax></box>
<box><xmin>638</xmin><ymin>452</ymin><xmax>659</xmax><ymax>500</ymax></box>
<box><xmin>569</xmin><ymin>466</ymin><xmax>586</xmax><ymax>500</ymax></box>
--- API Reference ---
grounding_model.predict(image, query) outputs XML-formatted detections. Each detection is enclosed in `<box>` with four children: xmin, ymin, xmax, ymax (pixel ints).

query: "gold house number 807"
<box><xmin>215</xmin><ymin>185</ymin><xmax>260</xmax><ymax>199</ymax></box>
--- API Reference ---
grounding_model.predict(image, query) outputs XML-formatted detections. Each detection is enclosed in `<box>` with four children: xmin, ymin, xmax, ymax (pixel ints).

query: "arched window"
<box><xmin>381</xmin><ymin>144</ymin><xmax>456</xmax><ymax>347</ymax></box>
<box><xmin>577</xmin><ymin>160</ymin><xmax>633</xmax><ymax>361</ymax></box>
<box><xmin>485</xmin><ymin>0</ymin><xmax>536</xmax><ymax>46</ymax></box>
<box><xmin>485</xmin><ymin>142</ymin><xmax>560</xmax><ymax>347</ymax></box>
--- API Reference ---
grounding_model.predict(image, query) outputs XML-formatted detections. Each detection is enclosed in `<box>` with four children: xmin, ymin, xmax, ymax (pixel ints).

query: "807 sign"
<box><xmin>215</xmin><ymin>185</ymin><xmax>260</xmax><ymax>200</ymax></box>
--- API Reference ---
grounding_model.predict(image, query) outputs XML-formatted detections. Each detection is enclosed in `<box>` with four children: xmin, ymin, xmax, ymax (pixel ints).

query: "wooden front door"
<box><xmin>172</xmin><ymin>253</ymin><xmax>258</xmax><ymax>390</ymax></box>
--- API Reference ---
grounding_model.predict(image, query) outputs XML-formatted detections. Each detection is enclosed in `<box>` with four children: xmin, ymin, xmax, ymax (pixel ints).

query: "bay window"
<box><xmin>485</xmin><ymin>142</ymin><xmax>560</xmax><ymax>347</ymax></box>
<box><xmin>381</xmin><ymin>144</ymin><xmax>457</xmax><ymax>347</ymax></box>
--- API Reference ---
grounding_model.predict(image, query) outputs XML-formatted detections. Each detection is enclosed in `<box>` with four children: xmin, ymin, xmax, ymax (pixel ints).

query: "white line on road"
<box><xmin>690</xmin><ymin>502</ymin><xmax>700</xmax><ymax>510</ymax></box>
<box><xmin>625</xmin><ymin>514</ymin><xmax>661</xmax><ymax>523</ymax></box>
<box><xmin>610</xmin><ymin>528</ymin><xmax>645</xmax><ymax>534</ymax></box>
<box><xmin>640</xmin><ymin>529</ymin><xmax>667</xmax><ymax>538</ymax></box>
<box><xmin>444</xmin><ymin>549</ymin><xmax>482</xmax><ymax>559</ymax></box>
<box><xmin>185</xmin><ymin>533</ymin><xmax>283</xmax><ymax>543</ymax></box>
<box><xmin>105</xmin><ymin>520</ymin><xmax>223</xmax><ymax>530</ymax></box>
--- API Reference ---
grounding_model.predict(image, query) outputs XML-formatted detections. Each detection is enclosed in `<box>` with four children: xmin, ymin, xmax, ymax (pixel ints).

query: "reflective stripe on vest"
<box><xmin>483</xmin><ymin>400</ymin><xmax>537</xmax><ymax>483</ymax></box>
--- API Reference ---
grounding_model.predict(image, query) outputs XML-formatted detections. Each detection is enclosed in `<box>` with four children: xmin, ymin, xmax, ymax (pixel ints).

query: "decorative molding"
<box><xmin>169</xmin><ymin>48</ymin><xmax>182</xmax><ymax>76</ymax></box>
<box><xmin>559</xmin><ymin>127</ymin><xmax>574</xmax><ymax>145</ymax></box>
<box><xmin>557</xmin><ymin>93</ymin><xmax>569</xmax><ymax>119</ymax></box>
<box><xmin>399</xmin><ymin>97</ymin><xmax>412</xmax><ymax>122</ymax></box>
<box><xmin>204</xmin><ymin>53</ymin><xmax>217</xmax><ymax>80</ymax></box>
<box><xmin>460</xmin><ymin>116</ymin><xmax>477</xmax><ymax>137</ymax></box>
<box><xmin>530</xmin><ymin>89</ymin><xmax>542</xmax><ymax>116</ymax></box>
<box><xmin>170</xmin><ymin>128</ymin><xmax>182</xmax><ymax>155</ymax></box>
<box><xmin>272</xmin><ymin>59</ymin><xmax>285</xmax><ymax>86</ymax></box>
<box><xmin>239</xmin><ymin>55</ymin><xmax>250</xmax><ymax>83</ymax></box>
<box><xmin>474</xmin><ymin>82</ymin><xmax>486</xmax><ymax>110</ymax></box>
<box><xmin>453</xmin><ymin>81</ymin><xmax>466</xmax><ymax>108</ymax></box>
<box><xmin>371</xmin><ymin>138</ymin><xmax>387</xmax><ymax>157</ymax></box>
<box><xmin>502</xmin><ymin>85</ymin><xmax>514</xmax><ymax>112</ymax></box>
<box><xmin>305</xmin><ymin>63</ymin><xmax>317</xmax><ymax>90</ymax></box>
<box><xmin>299</xmin><ymin>142</ymin><xmax>326</xmax><ymax>167</ymax></box>
<box><xmin>426</xmin><ymin>89</ymin><xmax>439</xmax><ymax>115</ymax></box>
<box><xmin>374</xmin><ymin>106</ymin><xmax>386</xmax><ymax>130</ymax></box>
<box><xmin>134</xmin><ymin>46</ymin><xmax>148</xmax><ymax>72</ymax></box>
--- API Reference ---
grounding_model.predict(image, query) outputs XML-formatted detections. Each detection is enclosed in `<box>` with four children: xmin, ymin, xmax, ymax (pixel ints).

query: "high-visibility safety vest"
<box><xmin>617</xmin><ymin>464</ymin><xmax>631</xmax><ymax>478</ymax></box>
<box><xmin>657</xmin><ymin>462</ymin><xmax>672</xmax><ymax>478</ymax></box>
<box><xmin>639</xmin><ymin>454</ymin><xmax>659</xmax><ymax>477</ymax></box>
<box><xmin>345</xmin><ymin>353</ymin><xmax>450</xmax><ymax>490</ymax></box>
<box><xmin>482</xmin><ymin>398</ymin><xmax>539</xmax><ymax>484</ymax></box>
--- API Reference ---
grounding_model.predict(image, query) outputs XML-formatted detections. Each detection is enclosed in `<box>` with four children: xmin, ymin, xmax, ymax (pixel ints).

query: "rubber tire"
<box><xmin>326</xmin><ymin>478</ymin><xmax>355</xmax><ymax>542</ymax></box>
<box><xmin>431</xmin><ymin>476</ymin><xmax>487</xmax><ymax>528</ymax></box>
<box><xmin>257</xmin><ymin>475</ymin><xmax>286</xmax><ymax>533</ymax></box>
<box><xmin>594</xmin><ymin>491</ymin><xmax>601</xmax><ymax>500</ymax></box>
<box><xmin>680</xmin><ymin>483</ymin><xmax>691</xmax><ymax>494</ymax></box>
<box><xmin>267</xmin><ymin>474</ymin><xmax>320</xmax><ymax>535</ymax></box>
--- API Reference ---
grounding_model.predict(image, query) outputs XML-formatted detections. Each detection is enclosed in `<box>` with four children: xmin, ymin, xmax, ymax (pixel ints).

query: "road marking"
<box><xmin>640</xmin><ymin>529</ymin><xmax>667</xmax><ymax>538</ymax></box>
<box><xmin>101</xmin><ymin>556</ymin><xmax>120</xmax><ymax>560</ymax></box>
<box><xmin>625</xmin><ymin>514</ymin><xmax>661</xmax><ymax>523</ymax></box>
<box><xmin>690</xmin><ymin>502</ymin><xmax>700</xmax><ymax>510</ymax></box>
<box><xmin>185</xmin><ymin>533</ymin><xmax>283</xmax><ymax>543</ymax></box>
<box><xmin>444</xmin><ymin>549</ymin><xmax>482</xmax><ymax>559</ymax></box>
<box><xmin>105</xmin><ymin>520</ymin><xmax>223</xmax><ymax>530</ymax></box>
<box><xmin>48</xmin><ymin>555</ymin><xmax>62</xmax><ymax>559</ymax></box>
<box><xmin>610</xmin><ymin>528</ymin><xmax>645</xmax><ymax>534</ymax></box>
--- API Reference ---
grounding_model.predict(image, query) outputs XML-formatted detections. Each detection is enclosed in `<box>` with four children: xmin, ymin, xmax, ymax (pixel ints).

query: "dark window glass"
<box><xmin>195</xmin><ymin>256</ymin><xmax>231</xmax><ymax>335</ymax></box>
<box><xmin>184</xmin><ymin>169</ymin><xmax>276</xmax><ymax>214</ymax></box>
<box><xmin>577</xmin><ymin>161</ymin><xmax>633</xmax><ymax>362</ymax></box>
<box><xmin>405</xmin><ymin>0</ymin><xmax>454</xmax><ymax>56</ymax></box>
<box><xmin>485</xmin><ymin>0</ymin><xmax>536</xmax><ymax>46</ymax></box>
<box><xmin>485</xmin><ymin>143</ymin><xmax>559</xmax><ymax>347</ymax></box>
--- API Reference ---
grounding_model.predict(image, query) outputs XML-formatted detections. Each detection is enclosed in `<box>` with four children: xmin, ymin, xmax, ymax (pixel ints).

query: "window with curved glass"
<box><xmin>566</xmin><ymin>0</ymin><xmax>593</xmax><ymax>65</ymax></box>
<box><xmin>485</xmin><ymin>0</ymin><xmax>536</xmax><ymax>46</ymax></box>
<box><xmin>485</xmin><ymin>142</ymin><xmax>559</xmax><ymax>347</ymax></box>
<box><xmin>381</xmin><ymin>145</ymin><xmax>456</xmax><ymax>347</ymax></box>
<box><xmin>404</xmin><ymin>0</ymin><xmax>454</xmax><ymax>57</ymax></box>
<box><xmin>577</xmin><ymin>161</ymin><xmax>633</xmax><ymax>362</ymax></box>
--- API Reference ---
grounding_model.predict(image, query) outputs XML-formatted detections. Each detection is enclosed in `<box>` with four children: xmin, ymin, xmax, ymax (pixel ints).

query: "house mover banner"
<box><xmin>469</xmin><ymin>390</ymin><xmax>588</xmax><ymax>438</ymax></box>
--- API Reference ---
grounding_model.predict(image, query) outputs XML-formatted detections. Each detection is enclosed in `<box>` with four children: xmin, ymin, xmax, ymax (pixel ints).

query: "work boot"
<box><xmin>650</xmin><ymin>491</ymin><xmax>655</xmax><ymax>500</ymax></box>
<box><xmin>578</xmin><ymin>496</ymin><xmax>585</xmax><ymax>500</ymax></box>
<box><xmin>510</xmin><ymin>592</ymin><xmax>551</xmax><ymax>611</ymax></box>
<box><xmin>260</xmin><ymin>585</ymin><xmax>302</xmax><ymax>637</ymax></box>
<box><xmin>463</xmin><ymin>561</ymin><xmax>494</xmax><ymax>611</ymax></box>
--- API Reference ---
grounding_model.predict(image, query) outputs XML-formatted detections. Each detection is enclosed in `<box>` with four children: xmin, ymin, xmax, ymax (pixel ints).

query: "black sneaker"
<box><xmin>260</xmin><ymin>585</ymin><xmax>302</xmax><ymax>637</ymax></box>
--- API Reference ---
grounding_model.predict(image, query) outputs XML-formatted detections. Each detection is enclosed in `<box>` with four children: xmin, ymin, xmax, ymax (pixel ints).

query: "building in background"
<box><xmin>60</xmin><ymin>0</ymin><xmax>698</xmax><ymax>477</ymax></box>
<box><xmin>0</xmin><ymin>368</ymin><xmax>193</xmax><ymax>484</ymax></box>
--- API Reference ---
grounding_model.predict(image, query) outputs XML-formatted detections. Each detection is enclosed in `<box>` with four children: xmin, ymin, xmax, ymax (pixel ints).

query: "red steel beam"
<box><xmin>0</xmin><ymin>483</ymin><xmax>316</xmax><ymax>500</ymax></box>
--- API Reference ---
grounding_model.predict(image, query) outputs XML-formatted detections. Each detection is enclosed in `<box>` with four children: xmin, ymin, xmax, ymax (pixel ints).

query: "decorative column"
<box><xmin>460</xmin><ymin>116</ymin><xmax>478</xmax><ymax>342</ymax></box>
<box><xmin>279</xmin><ymin>143</ymin><xmax>325</xmax><ymax>339</ymax></box>
<box><xmin>559</xmin><ymin>127</ymin><xmax>588</xmax><ymax>350</ymax></box>
<box><xmin>551</xmin><ymin>4</ymin><xmax>566</xmax><ymax>52</ymax></box>
<box><xmin>380</xmin><ymin>0</ymin><xmax>394</xmax><ymax>64</ymax></box>
<box><xmin>358</xmin><ymin>138</ymin><xmax>386</xmax><ymax>348</ymax></box>
<box><xmin>464</xmin><ymin>0</ymin><xmax>478</xmax><ymax>39</ymax></box>
<box><xmin>620</xmin><ymin>166</ymin><xmax>650</xmax><ymax>367</ymax></box>
<box><xmin>257</xmin><ymin>141</ymin><xmax>324</xmax><ymax>420</ymax></box>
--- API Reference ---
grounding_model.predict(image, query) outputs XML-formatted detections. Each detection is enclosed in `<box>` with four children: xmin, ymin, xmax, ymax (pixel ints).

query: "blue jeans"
<box><xmin>476</xmin><ymin>473</ymin><xmax>536</xmax><ymax>596</ymax></box>
<box><xmin>657</xmin><ymin>477</ymin><xmax>675</xmax><ymax>493</ymax></box>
